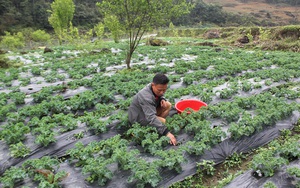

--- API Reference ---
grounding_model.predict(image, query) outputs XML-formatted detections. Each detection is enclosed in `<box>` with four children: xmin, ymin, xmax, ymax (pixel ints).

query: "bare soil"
<box><xmin>201</xmin><ymin>153</ymin><xmax>254</xmax><ymax>187</ymax></box>
<box><xmin>203</xmin><ymin>0</ymin><xmax>300</xmax><ymax>25</ymax></box>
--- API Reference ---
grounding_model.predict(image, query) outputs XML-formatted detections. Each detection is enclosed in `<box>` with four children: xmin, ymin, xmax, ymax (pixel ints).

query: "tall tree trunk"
<box><xmin>126</xmin><ymin>52</ymin><xmax>131</xmax><ymax>69</ymax></box>
<box><xmin>126</xmin><ymin>48</ymin><xmax>134</xmax><ymax>69</ymax></box>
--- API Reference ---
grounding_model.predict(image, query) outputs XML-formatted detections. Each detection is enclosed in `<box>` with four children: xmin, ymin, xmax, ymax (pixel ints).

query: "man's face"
<box><xmin>151</xmin><ymin>83</ymin><xmax>168</xmax><ymax>97</ymax></box>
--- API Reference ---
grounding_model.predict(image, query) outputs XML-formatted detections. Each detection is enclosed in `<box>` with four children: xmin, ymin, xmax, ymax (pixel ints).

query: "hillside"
<box><xmin>203</xmin><ymin>0</ymin><xmax>300</xmax><ymax>25</ymax></box>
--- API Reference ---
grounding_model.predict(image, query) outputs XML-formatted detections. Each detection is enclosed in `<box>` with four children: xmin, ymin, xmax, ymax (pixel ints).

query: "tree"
<box><xmin>48</xmin><ymin>0</ymin><xmax>75</xmax><ymax>45</ymax></box>
<box><xmin>188</xmin><ymin>1</ymin><xmax>226</xmax><ymax>25</ymax></box>
<box><xmin>72</xmin><ymin>1</ymin><xmax>102</xmax><ymax>27</ymax></box>
<box><xmin>97</xmin><ymin>0</ymin><xmax>191</xmax><ymax>69</ymax></box>
<box><xmin>104</xmin><ymin>15</ymin><xmax>123</xmax><ymax>43</ymax></box>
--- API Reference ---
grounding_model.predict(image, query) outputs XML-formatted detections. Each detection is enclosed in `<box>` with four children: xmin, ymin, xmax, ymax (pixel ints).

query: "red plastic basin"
<box><xmin>175</xmin><ymin>99</ymin><xmax>207</xmax><ymax>114</ymax></box>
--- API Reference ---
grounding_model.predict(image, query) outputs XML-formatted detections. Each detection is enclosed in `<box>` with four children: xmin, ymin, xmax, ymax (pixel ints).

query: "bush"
<box><xmin>0</xmin><ymin>55</ymin><xmax>9</xmax><ymax>68</ymax></box>
<box><xmin>19</xmin><ymin>27</ymin><xmax>35</xmax><ymax>40</ymax></box>
<box><xmin>104</xmin><ymin>15</ymin><xmax>123</xmax><ymax>43</ymax></box>
<box><xmin>0</xmin><ymin>31</ymin><xmax>25</xmax><ymax>49</ymax></box>
<box><xmin>30</xmin><ymin>29</ymin><xmax>51</xmax><ymax>42</ymax></box>
<box><xmin>0</xmin><ymin>55</ymin><xmax>23</xmax><ymax>68</ymax></box>
<box><xmin>261</xmin><ymin>40</ymin><xmax>300</xmax><ymax>52</ymax></box>
<box><xmin>274</xmin><ymin>25</ymin><xmax>300</xmax><ymax>40</ymax></box>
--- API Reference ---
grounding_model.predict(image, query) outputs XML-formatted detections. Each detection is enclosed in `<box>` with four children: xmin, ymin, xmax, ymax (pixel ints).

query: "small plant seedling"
<box><xmin>197</xmin><ymin>160</ymin><xmax>216</xmax><ymax>176</ymax></box>
<box><xmin>224</xmin><ymin>152</ymin><xmax>246</xmax><ymax>169</ymax></box>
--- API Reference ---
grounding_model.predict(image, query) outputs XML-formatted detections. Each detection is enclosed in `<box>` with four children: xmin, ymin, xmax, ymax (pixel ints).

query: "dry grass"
<box><xmin>203</xmin><ymin>0</ymin><xmax>300</xmax><ymax>25</ymax></box>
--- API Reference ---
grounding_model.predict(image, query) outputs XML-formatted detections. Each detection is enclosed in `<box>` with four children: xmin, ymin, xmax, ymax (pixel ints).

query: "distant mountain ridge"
<box><xmin>203</xmin><ymin>0</ymin><xmax>299</xmax><ymax>25</ymax></box>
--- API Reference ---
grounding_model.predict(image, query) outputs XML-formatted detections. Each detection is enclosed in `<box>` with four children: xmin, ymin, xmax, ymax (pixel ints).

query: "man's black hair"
<box><xmin>152</xmin><ymin>73</ymin><xmax>169</xmax><ymax>85</ymax></box>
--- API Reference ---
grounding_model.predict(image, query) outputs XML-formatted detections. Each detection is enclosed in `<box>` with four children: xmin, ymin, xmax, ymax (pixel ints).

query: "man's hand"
<box><xmin>160</xmin><ymin>99</ymin><xmax>168</xmax><ymax>109</ymax></box>
<box><xmin>166</xmin><ymin>132</ymin><xmax>177</xmax><ymax>146</ymax></box>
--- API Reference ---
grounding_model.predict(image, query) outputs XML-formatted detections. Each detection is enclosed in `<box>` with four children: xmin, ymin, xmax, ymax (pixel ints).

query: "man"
<box><xmin>128</xmin><ymin>73</ymin><xmax>177</xmax><ymax>145</ymax></box>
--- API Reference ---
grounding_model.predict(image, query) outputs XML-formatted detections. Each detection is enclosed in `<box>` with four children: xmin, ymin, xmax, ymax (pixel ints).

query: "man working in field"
<box><xmin>128</xmin><ymin>73</ymin><xmax>177</xmax><ymax>145</ymax></box>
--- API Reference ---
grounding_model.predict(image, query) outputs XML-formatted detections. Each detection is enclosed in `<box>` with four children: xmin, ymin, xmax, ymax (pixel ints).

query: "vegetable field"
<box><xmin>0</xmin><ymin>37</ymin><xmax>299</xmax><ymax>188</ymax></box>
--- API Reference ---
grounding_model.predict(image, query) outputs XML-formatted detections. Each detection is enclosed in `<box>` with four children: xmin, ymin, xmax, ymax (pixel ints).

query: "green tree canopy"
<box><xmin>97</xmin><ymin>0</ymin><xmax>191</xmax><ymax>69</ymax></box>
<box><xmin>48</xmin><ymin>0</ymin><xmax>75</xmax><ymax>44</ymax></box>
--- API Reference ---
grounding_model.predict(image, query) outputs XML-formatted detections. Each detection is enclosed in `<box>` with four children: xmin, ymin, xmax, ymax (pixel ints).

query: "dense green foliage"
<box><xmin>30</xmin><ymin>29</ymin><xmax>51</xmax><ymax>42</ymax></box>
<box><xmin>48</xmin><ymin>0</ymin><xmax>75</xmax><ymax>44</ymax></box>
<box><xmin>251</xmin><ymin>136</ymin><xmax>300</xmax><ymax>177</ymax></box>
<box><xmin>0</xmin><ymin>31</ymin><xmax>25</xmax><ymax>49</ymax></box>
<box><xmin>2</xmin><ymin>0</ymin><xmax>298</xmax><ymax>35</ymax></box>
<box><xmin>0</xmin><ymin>157</ymin><xmax>68</xmax><ymax>188</ymax></box>
<box><xmin>0</xmin><ymin>0</ymin><xmax>101</xmax><ymax>34</ymax></box>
